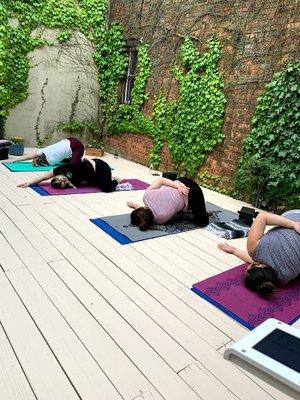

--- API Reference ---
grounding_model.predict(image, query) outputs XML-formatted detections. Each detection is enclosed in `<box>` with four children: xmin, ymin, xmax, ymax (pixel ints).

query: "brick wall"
<box><xmin>107</xmin><ymin>133</ymin><xmax>173</xmax><ymax>170</ymax></box>
<box><xmin>108</xmin><ymin>0</ymin><xmax>299</xmax><ymax>188</ymax></box>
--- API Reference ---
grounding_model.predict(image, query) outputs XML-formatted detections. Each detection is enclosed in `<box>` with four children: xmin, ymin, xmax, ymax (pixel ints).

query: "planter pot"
<box><xmin>9</xmin><ymin>144</ymin><xmax>24</xmax><ymax>156</ymax></box>
<box><xmin>85</xmin><ymin>147</ymin><xmax>104</xmax><ymax>157</ymax></box>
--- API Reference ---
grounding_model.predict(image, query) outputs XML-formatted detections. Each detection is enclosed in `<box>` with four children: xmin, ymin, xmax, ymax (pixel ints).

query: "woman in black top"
<box><xmin>17</xmin><ymin>159</ymin><xmax>118</xmax><ymax>192</ymax></box>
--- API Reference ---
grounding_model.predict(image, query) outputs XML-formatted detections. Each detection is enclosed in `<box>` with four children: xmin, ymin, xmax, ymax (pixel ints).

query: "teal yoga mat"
<box><xmin>3</xmin><ymin>161</ymin><xmax>63</xmax><ymax>172</ymax></box>
<box><xmin>3</xmin><ymin>161</ymin><xmax>114</xmax><ymax>172</ymax></box>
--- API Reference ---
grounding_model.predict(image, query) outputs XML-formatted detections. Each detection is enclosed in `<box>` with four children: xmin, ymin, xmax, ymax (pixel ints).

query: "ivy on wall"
<box><xmin>168</xmin><ymin>37</ymin><xmax>226</xmax><ymax>176</ymax></box>
<box><xmin>236</xmin><ymin>61</ymin><xmax>300</xmax><ymax>210</ymax></box>
<box><xmin>0</xmin><ymin>0</ymin><xmax>127</xmax><ymax>141</ymax></box>
<box><xmin>109</xmin><ymin>37</ymin><xmax>226</xmax><ymax>177</ymax></box>
<box><xmin>107</xmin><ymin>43</ymin><xmax>153</xmax><ymax>135</ymax></box>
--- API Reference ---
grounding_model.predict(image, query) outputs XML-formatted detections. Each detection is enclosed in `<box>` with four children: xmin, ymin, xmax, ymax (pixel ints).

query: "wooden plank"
<box><xmin>0</xmin><ymin>322</ymin><xmax>35</xmax><ymax>400</ymax></box>
<box><xmin>1</xmin><ymin>213</ymin><xmax>163</xmax><ymax>399</ymax></box>
<box><xmin>29</xmin><ymin>202</ymin><xmax>275</xmax><ymax>399</ymax></box>
<box><xmin>0</xmin><ymin>270</ymin><xmax>79</xmax><ymax>400</ymax></box>
<box><xmin>0</xmin><ymin>194</ymin><xmax>63</xmax><ymax>263</ymax></box>
<box><xmin>10</xmin><ymin>206</ymin><xmax>201</xmax><ymax>399</ymax></box>
<box><xmin>51</xmin><ymin>252</ymin><xmax>275</xmax><ymax>400</ymax></box>
<box><xmin>50</xmin><ymin>260</ymin><xmax>201</xmax><ymax>400</ymax></box>
<box><xmin>0</xmin><ymin>213</ymin><xmax>121</xmax><ymax>400</ymax></box>
<box><xmin>130</xmin><ymin>241</ymin><xmax>247</xmax><ymax>340</ymax></box>
<box><xmin>40</xmin><ymin>201</ymin><xmax>230</xmax><ymax>349</ymax></box>
<box><xmin>178</xmin><ymin>362</ymin><xmax>238</xmax><ymax>400</ymax></box>
<box><xmin>33</xmin><ymin>205</ymin><xmax>195</xmax><ymax>372</ymax></box>
<box><xmin>25</xmin><ymin>257</ymin><xmax>164</xmax><ymax>400</ymax></box>
<box><xmin>159</xmin><ymin>235</ymin><xmax>226</xmax><ymax>273</ymax></box>
<box><xmin>44</xmin><ymin>197</ymin><xmax>247</xmax><ymax>342</ymax></box>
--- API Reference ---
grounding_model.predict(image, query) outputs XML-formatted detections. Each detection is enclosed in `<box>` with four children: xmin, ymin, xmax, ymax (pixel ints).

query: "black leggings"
<box><xmin>93</xmin><ymin>158</ymin><xmax>117</xmax><ymax>192</ymax></box>
<box><xmin>178</xmin><ymin>177</ymin><xmax>209</xmax><ymax>227</ymax></box>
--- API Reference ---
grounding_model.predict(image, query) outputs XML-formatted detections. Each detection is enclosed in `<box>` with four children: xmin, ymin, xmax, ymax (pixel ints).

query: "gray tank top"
<box><xmin>251</xmin><ymin>211</ymin><xmax>300</xmax><ymax>285</ymax></box>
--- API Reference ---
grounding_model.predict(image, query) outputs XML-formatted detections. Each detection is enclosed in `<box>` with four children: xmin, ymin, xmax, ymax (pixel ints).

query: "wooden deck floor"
<box><xmin>0</xmin><ymin>152</ymin><xmax>298</xmax><ymax>400</ymax></box>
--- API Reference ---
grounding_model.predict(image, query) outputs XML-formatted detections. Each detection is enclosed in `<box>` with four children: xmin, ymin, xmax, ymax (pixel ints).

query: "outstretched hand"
<box><xmin>127</xmin><ymin>201</ymin><xmax>140</xmax><ymax>209</ymax></box>
<box><xmin>17</xmin><ymin>182</ymin><xmax>30</xmax><ymax>188</ymax></box>
<box><xmin>218</xmin><ymin>243</ymin><xmax>236</xmax><ymax>254</ymax></box>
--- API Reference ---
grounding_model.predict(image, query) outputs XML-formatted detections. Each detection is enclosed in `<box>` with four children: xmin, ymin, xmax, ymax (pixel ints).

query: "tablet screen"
<box><xmin>253</xmin><ymin>329</ymin><xmax>300</xmax><ymax>373</ymax></box>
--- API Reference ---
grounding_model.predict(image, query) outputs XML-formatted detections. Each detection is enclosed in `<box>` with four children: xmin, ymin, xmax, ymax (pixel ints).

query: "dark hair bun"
<box><xmin>258</xmin><ymin>281</ymin><xmax>274</xmax><ymax>296</ymax></box>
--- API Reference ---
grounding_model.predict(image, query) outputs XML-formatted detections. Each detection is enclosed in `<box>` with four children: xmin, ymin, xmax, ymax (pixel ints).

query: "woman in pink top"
<box><xmin>127</xmin><ymin>177</ymin><xmax>209</xmax><ymax>230</ymax></box>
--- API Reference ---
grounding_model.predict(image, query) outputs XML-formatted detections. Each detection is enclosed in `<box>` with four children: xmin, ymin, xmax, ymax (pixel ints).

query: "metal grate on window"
<box><xmin>120</xmin><ymin>46</ymin><xmax>138</xmax><ymax>104</ymax></box>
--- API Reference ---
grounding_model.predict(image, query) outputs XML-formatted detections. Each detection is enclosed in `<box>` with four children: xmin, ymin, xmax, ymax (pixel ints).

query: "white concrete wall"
<box><xmin>6</xmin><ymin>28</ymin><xmax>100</xmax><ymax>146</ymax></box>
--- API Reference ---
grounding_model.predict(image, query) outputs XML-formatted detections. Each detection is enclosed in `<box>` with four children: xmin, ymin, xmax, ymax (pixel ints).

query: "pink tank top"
<box><xmin>143</xmin><ymin>182</ymin><xmax>188</xmax><ymax>224</ymax></box>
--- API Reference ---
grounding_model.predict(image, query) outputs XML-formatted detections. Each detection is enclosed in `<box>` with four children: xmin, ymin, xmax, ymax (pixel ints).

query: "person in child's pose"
<box><xmin>218</xmin><ymin>210</ymin><xmax>300</xmax><ymax>296</ymax></box>
<box><xmin>127</xmin><ymin>176</ymin><xmax>210</xmax><ymax>231</ymax></box>
<box><xmin>17</xmin><ymin>158</ymin><xmax>118</xmax><ymax>192</ymax></box>
<box><xmin>7</xmin><ymin>137</ymin><xmax>84</xmax><ymax>166</ymax></box>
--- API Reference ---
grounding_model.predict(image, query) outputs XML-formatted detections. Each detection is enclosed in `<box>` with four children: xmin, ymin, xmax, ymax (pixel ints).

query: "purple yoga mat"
<box><xmin>192</xmin><ymin>263</ymin><xmax>300</xmax><ymax>329</ymax></box>
<box><xmin>36</xmin><ymin>179</ymin><xmax>149</xmax><ymax>195</ymax></box>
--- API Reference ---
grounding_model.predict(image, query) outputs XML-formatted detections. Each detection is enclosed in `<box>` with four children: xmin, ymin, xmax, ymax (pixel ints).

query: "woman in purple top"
<box><xmin>218</xmin><ymin>210</ymin><xmax>300</xmax><ymax>296</ymax></box>
<box><xmin>127</xmin><ymin>176</ymin><xmax>209</xmax><ymax>231</ymax></box>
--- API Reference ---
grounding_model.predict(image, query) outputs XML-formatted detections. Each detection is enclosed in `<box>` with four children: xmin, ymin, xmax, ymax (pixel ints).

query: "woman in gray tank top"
<box><xmin>218</xmin><ymin>210</ymin><xmax>300</xmax><ymax>296</ymax></box>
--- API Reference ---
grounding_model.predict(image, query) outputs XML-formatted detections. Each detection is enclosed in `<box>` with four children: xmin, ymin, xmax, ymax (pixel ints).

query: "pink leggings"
<box><xmin>68</xmin><ymin>137</ymin><xmax>84</xmax><ymax>163</ymax></box>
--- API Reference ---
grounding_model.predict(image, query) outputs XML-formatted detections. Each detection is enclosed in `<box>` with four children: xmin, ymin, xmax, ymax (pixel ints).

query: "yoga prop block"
<box><xmin>0</xmin><ymin>140</ymin><xmax>11</xmax><ymax>160</ymax></box>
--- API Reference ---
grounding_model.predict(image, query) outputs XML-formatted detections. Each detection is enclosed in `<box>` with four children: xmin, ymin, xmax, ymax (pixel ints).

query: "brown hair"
<box><xmin>32</xmin><ymin>153</ymin><xmax>48</xmax><ymax>166</ymax></box>
<box><xmin>244</xmin><ymin>264</ymin><xmax>278</xmax><ymax>296</ymax></box>
<box><xmin>130</xmin><ymin>207</ymin><xmax>154</xmax><ymax>231</ymax></box>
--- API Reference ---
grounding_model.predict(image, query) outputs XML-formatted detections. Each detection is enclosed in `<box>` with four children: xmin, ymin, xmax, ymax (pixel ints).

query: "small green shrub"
<box><xmin>236</xmin><ymin>61</ymin><xmax>300</xmax><ymax>210</ymax></box>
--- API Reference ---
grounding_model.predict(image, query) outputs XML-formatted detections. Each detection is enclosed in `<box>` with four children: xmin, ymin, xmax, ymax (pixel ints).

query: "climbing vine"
<box><xmin>109</xmin><ymin>37</ymin><xmax>226</xmax><ymax>177</ymax></box>
<box><xmin>168</xmin><ymin>37</ymin><xmax>226</xmax><ymax>176</ymax></box>
<box><xmin>0</xmin><ymin>0</ymin><xmax>127</xmax><ymax>142</ymax></box>
<box><xmin>236</xmin><ymin>61</ymin><xmax>300</xmax><ymax>210</ymax></box>
<box><xmin>107</xmin><ymin>43</ymin><xmax>153</xmax><ymax>135</ymax></box>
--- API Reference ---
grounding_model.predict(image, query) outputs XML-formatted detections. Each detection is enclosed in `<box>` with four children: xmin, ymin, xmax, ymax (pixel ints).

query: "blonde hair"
<box><xmin>51</xmin><ymin>175</ymin><xmax>74</xmax><ymax>189</ymax></box>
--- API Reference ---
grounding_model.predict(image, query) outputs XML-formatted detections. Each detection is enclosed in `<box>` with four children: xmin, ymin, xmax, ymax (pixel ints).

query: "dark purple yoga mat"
<box><xmin>192</xmin><ymin>263</ymin><xmax>300</xmax><ymax>329</ymax></box>
<box><xmin>34</xmin><ymin>179</ymin><xmax>149</xmax><ymax>195</ymax></box>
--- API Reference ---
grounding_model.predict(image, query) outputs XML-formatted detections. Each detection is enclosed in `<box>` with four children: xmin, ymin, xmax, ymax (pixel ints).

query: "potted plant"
<box><xmin>9</xmin><ymin>136</ymin><xmax>25</xmax><ymax>156</ymax></box>
<box><xmin>85</xmin><ymin>139</ymin><xmax>105</xmax><ymax>157</ymax></box>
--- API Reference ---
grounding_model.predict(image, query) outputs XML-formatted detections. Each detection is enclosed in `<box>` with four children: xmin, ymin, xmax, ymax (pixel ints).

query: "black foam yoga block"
<box><xmin>162</xmin><ymin>171</ymin><xmax>177</xmax><ymax>180</ymax></box>
<box><xmin>238</xmin><ymin>206</ymin><xmax>258</xmax><ymax>226</ymax></box>
<box><xmin>0</xmin><ymin>147</ymin><xmax>9</xmax><ymax>160</ymax></box>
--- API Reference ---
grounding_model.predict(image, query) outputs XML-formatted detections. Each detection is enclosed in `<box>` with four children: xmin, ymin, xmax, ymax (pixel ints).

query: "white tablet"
<box><xmin>224</xmin><ymin>318</ymin><xmax>300</xmax><ymax>392</ymax></box>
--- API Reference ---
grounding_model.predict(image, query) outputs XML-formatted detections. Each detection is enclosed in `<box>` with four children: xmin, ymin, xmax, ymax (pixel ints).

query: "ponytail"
<box><xmin>257</xmin><ymin>281</ymin><xmax>275</xmax><ymax>296</ymax></box>
<box><xmin>245</xmin><ymin>265</ymin><xmax>277</xmax><ymax>296</ymax></box>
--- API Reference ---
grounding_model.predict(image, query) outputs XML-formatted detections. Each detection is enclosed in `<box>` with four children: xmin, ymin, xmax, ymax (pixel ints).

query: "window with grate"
<box><xmin>119</xmin><ymin>45</ymin><xmax>138</xmax><ymax>104</ymax></box>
